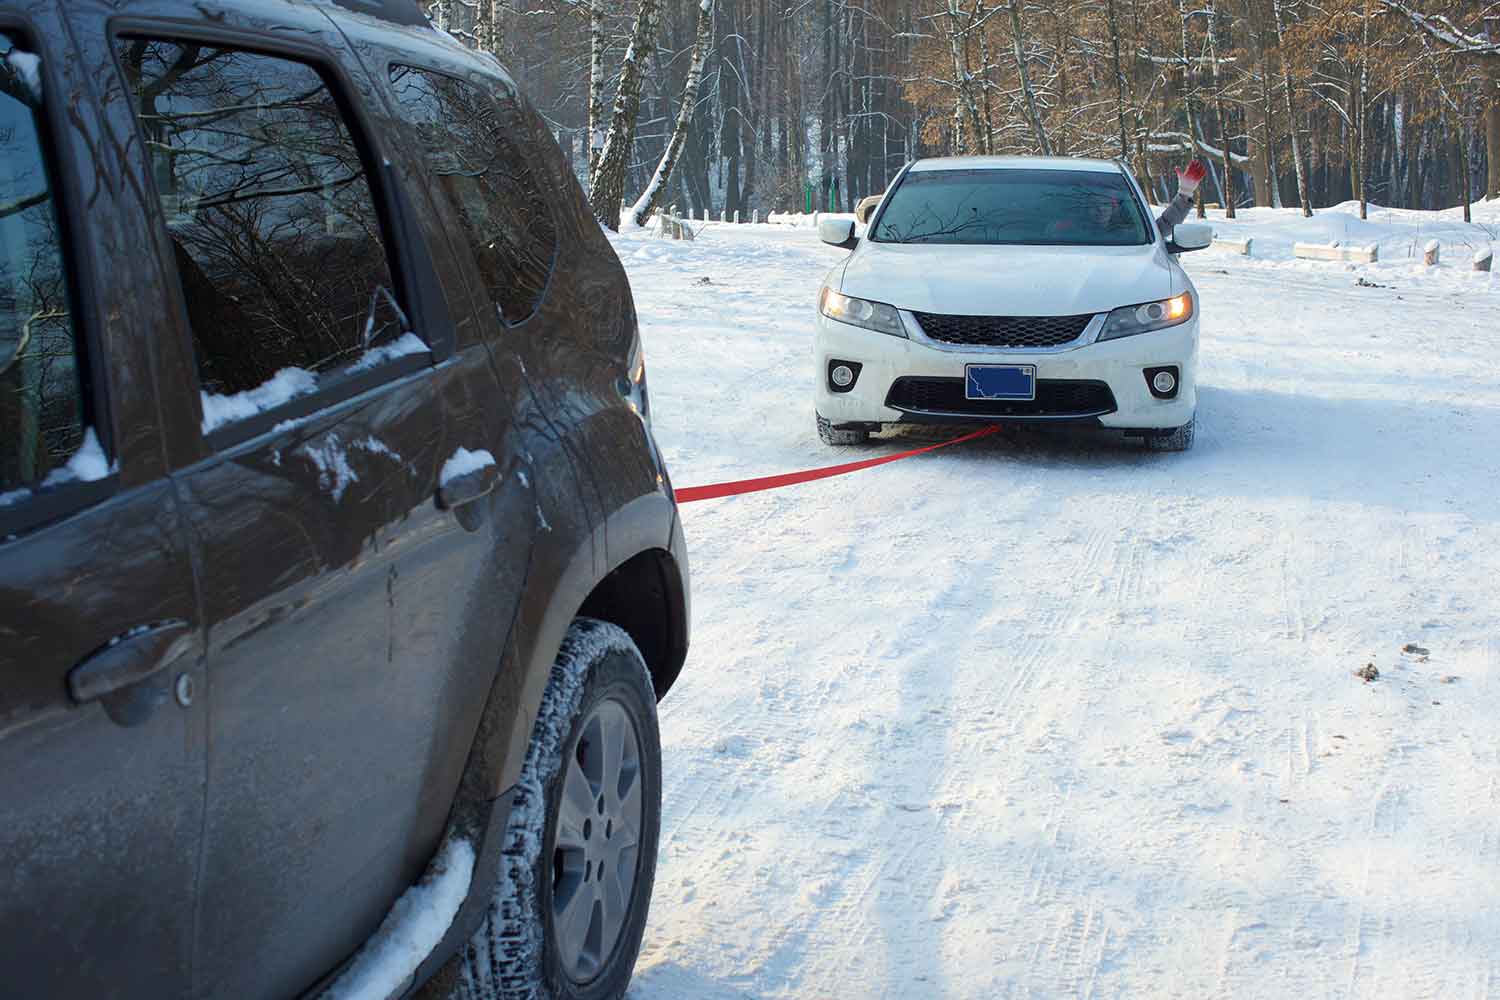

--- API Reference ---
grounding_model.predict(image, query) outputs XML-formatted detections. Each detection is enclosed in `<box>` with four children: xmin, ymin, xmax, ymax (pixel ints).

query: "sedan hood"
<box><xmin>839</xmin><ymin>241</ymin><xmax>1175</xmax><ymax>316</ymax></box>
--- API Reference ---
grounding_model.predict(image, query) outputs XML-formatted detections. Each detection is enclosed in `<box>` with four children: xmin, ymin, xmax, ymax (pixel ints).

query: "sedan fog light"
<box><xmin>827</xmin><ymin>359</ymin><xmax>862</xmax><ymax>393</ymax></box>
<box><xmin>1144</xmin><ymin>365</ymin><xmax>1180</xmax><ymax>400</ymax></box>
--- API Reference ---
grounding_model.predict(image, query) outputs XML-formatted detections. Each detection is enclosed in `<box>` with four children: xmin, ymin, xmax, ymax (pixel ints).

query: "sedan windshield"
<box><xmin>872</xmin><ymin>168</ymin><xmax>1152</xmax><ymax>247</ymax></box>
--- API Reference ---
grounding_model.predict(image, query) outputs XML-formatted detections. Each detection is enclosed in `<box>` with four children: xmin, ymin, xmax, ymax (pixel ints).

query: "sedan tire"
<box><xmin>817</xmin><ymin>412</ymin><xmax>870</xmax><ymax>446</ymax></box>
<box><xmin>1144</xmin><ymin>416</ymin><xmax>1195</xmax><ymax>452</ymax></box>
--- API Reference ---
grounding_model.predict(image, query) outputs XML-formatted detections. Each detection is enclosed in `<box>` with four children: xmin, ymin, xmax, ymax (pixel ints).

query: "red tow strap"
<box><xmin>673</xmin><ymin>425</ymin><xmax>1001</xmax><ymax>504</ymax></box>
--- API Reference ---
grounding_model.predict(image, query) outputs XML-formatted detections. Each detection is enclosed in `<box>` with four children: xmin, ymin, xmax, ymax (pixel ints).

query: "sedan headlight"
<box><xmin>1097</xmin><ymin>293</ymin><xmax>1193</xmax><ymax>341</ymax></box>
<box><xmin>819</xmin><ymin>287</ymin><xmax>907</xmax><ymax>338</ymax></box>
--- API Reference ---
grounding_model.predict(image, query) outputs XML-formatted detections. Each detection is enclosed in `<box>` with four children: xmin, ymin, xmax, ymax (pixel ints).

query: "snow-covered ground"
<box><xmin>617</xmin><ymin>201</ymin><xmax>1500</xmax><ymax>998</ymax></box>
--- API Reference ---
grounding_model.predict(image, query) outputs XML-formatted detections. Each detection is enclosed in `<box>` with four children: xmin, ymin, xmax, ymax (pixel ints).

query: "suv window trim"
<box><xmin>106</xmin><ymin>20</ymin><xmax>442</xmax><ymax>452</ymax></box>
<box><xmin>0</xmin><ymin>18</ymin><xmax>120</xmax><ymax>540</ymax></box>
<box><xmin>383</xmin><ymin>60</ymin><xmax>561</xmax><ymax>329</ymax></box>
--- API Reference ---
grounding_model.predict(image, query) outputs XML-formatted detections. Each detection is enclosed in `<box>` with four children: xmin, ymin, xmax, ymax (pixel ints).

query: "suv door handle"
<box><xmin>68</xmin><ymin>620</ymin><xmax>196</xmax><ymax>727</ymax></box>
<box><xmin>437</xmin><ymin>461</ymin><xmax>501</xmax><ymax>533</ymax></box>
<box><xmin>436</xmin><ymin>464</ymin><xmax>500</xmax><ymax>511</ymax></box>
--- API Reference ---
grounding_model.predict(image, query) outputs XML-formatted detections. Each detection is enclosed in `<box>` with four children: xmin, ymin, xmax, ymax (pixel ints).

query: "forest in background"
<box><xmin>423</xmin><ymin>0</ymin><xmax>1498</xmax><ymax>227</ymax></box>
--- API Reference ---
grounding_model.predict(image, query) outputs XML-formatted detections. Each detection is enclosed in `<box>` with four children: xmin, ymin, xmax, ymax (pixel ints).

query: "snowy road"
<box><xmin>617</xmin><ymin>207</ymin><xmax>1500</xmax><ymax>999</ymax></box>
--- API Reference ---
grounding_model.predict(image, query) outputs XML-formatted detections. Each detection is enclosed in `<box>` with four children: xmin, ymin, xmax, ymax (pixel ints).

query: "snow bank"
<box><xmin>439</xmin><ymin>447</ymin><xmax>495</xmax><ymax>487</ymax></box>
<box><xmin>320</xmin><ymin>837</ymin><xmax>474</xmax><ymax>1000</ymax></box>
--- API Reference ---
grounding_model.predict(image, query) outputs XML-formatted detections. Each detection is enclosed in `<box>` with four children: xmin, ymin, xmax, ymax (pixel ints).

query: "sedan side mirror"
<box><xmin>1167</xmin><ymin>223</ymin><xmax>1212</xmax><ymax>254</ymax></box>
<box><xmin>818</xmin><ymin>218</ymin><xmax>858</xmax><ymax>251</ymax></box>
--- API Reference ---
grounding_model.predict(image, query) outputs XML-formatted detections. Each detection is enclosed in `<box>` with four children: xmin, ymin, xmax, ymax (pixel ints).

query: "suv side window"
<box><xmin>1</xmin><ymin>34</ymin><xmax>93</xmax><ymax>505</ymax></box>
<box><xmin>388</xmin><ymin>65</ymin><xmax>556</xmax><ymax>326</ymax></box>
<box><xmin>115</xmin><ymin>39</ymin><xmax>422</xmax><ymax>433</ymax></box>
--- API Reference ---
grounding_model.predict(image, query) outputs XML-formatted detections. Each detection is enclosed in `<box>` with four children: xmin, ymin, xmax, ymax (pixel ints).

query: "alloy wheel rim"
<box><xmin>550</xmin><ymin>697</ymin><xmax>643</xmax><ymax>983</ymax></box>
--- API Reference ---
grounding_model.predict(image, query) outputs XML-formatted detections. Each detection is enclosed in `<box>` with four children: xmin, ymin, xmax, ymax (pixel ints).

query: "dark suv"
<box><xmin>0</xmin><ymin>2</ymin><xmax>689</xmax><ymax>997</ymax></box>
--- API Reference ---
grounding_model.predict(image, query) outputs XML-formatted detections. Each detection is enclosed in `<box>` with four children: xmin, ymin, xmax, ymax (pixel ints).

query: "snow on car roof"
<box><xmin>908</xmin><ymin>155</ymin><xmax>1122</xmax><ymax>173</ymax></box>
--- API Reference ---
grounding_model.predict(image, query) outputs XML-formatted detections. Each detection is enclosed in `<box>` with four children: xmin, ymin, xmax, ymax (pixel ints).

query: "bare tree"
<box><xmin>631</xmin><ymin>0</ymin><xmax>715</xmax><ymax>224</ymax></box>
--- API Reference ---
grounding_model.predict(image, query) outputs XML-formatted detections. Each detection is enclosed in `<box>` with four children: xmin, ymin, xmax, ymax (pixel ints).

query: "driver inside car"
<box><xmin>1047</xmin><ymin>159</ymin><xmax>1207</xmax><ymax>241</ymax></box>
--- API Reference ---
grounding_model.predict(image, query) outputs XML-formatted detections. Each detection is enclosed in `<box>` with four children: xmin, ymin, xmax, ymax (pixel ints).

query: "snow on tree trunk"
<box><xmin>631</xmin><ymin>0</ymin><xmax>714</xmax><ymax>228</ymax></box>
<box><xmin>588</xmin><ymin>0</ymin><xmax>662</xmax><ymax>231</ymax></box>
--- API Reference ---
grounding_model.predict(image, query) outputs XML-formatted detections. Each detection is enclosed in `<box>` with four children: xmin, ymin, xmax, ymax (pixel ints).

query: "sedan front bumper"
<box><xmin>813</xmin><ymin>311</ymin><xmax>1198</xmax><ymax>430</ymax></box>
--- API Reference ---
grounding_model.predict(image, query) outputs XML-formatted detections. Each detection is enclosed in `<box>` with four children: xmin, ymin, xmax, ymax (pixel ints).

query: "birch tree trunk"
<box><xmin>631</xmin><ymin>0</ymin><xmax>714</xmax><ymax>226</ymax></box>
<box><xmin>1485</xmin><ymin>100</ymin><xmax>1500</xmax><ymax>199</ymax></box>
<box><xmin>946</xmin><ymin>0</ymin><xmax>985</xmax><ymax>154</ymax></box>
<box><xmin>1177</xmin><ymin>0</ymin><xmax>1206</xmax><ymax>217</ymax></box>
<box><xmin>587</xmin><ymin>0</ymin><xmax>607</xmax><ymax>179</ymax></box>
<box><xmin>1007</xmin><ymin>0</ymin><xmax>1052</xmax><ymax>155</ymax></box>
<box><xmin>1105</xmin><ymin>0</ymin><xmax>1130</xmax><ymax>159</ymax></box>
<box><xmin>1357</xmin><ymin>0</ymin><xmax>1370</xmax><ymax>219</ymax></box>
<box><xmin>1272</xmin><ymin>0</ymin><xmax>1313</xmax><ymax>215</ymax></box>
<box><xmin>1208</xmin><ymin>1</ymin><xmax>1236</xmax><ymax>217</ymax></box>
<box><xmin>589</xmin><ymin>0</ymin><xmax>663</xmax><ymax>230</ymax></box>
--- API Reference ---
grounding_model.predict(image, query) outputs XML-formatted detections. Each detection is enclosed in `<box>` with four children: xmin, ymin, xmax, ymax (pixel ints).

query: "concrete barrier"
<box><xmin>1211</xmin><ymin>237</ymin><xmax>1252</xmax><ymax>255</ymax></box>
<box><xmin>1293</xmin><ymin>242</ymin><xmax>1379</xmax><ymax>264</ymax></box>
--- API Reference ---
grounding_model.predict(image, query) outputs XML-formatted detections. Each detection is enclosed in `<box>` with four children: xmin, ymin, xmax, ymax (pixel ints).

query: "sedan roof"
<box><xmin>909</xmin><ymin>156</ymin><xmax>1122</xmax><ymax>174</ymax></box>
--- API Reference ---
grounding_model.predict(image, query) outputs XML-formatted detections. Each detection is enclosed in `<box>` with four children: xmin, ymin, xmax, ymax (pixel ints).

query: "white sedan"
<box><xmin>814</xmin><ymin>156</ymin><xmax>1210</xmax><ymax>451</ymax></box>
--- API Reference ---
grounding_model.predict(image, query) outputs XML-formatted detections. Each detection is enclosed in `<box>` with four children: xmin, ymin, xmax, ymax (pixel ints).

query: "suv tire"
<box><xmin>451</xmin><ymin>619</ymin><xmax>661</xmax><ymax>1000</ymax></box>
<box><xmin>1144</xmin><ymin>416</ymin><xmax>1195</xmax><ymax>452</ymax></box>
<box><xmin>817</xmin><ymin>412</ymin><xmax>870</xmax><ymax>446</ymax></box>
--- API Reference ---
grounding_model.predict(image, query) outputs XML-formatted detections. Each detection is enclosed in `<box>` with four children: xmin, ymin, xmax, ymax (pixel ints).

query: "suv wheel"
<box><xmin>1144</xmin><ymin>416</ymin><xmax>1195</xmax><ymax>452</ymax></box>
<box><xmin>817</xmin><ymin>412</ymin><xmax>870</xmax><ymax>446</ymax></box>
<box><xmin>453</xmin><ymin>619</ymin><xmax>661</xmax><ymax>1000</ymax></box>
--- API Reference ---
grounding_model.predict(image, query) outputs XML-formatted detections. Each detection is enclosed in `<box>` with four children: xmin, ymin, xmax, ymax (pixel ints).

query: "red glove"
<box><xmin>1176</xmin><ymin>160</ymin><xmax>1207</xmax><ymax>197</ymax></box>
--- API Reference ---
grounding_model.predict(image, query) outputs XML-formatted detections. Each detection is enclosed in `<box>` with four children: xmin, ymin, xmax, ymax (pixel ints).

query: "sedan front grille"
<box><xmin>911</xmin><ymin>311</ymin><xmax>1093</xmax><ymax>348</ymax></box>
<box><xmin>885</xmin><ymin>377</ymin><xmax>1116</xmax><ymax>419</ymax></box>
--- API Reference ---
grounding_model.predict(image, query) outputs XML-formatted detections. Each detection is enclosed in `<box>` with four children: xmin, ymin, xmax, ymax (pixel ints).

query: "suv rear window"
<box><xmin>873</xmin><ymin>168</ymin><xmax>1152</xmax><ymax>247</ymax></box>
<box><xmin>115</xmin><ymin>39</ymin><xmax>421</xmax><ymax>432</ymax></box>
<box><xmin>1</xmin><ymin>35</ymin><xmax>91</xmax><ymax>503</ymax></box>
<box><xmin>389</xmin><ymin>65</ymin><xmax>555</xmax><ymax>326</ymax></box>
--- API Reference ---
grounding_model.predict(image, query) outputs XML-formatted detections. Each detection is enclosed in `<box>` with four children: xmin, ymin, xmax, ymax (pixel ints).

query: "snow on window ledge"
<box><xmin>201</xmin><ymin>367</ymin><xmax>319</xmax><ymax>434</ymax></box>
<box><xmin>5</xmin><ymin>50</ymin><xmax>43</xmax><ymax>103</ymax></box>
<box><xmin>199</xmin><ymin>335</ymin><xmax>430</xmax><ymax>435</ymax></box>
<box><xmin>1</xmin><ymin>428</ymin><xmax>116</xmax><ymax>509</ymax></box>
<box><xmin>319</xmin><ymin>837</ymin><xmax>474</xmax><ymax>1000</ymax></box>
<box><xmin>439</xmin><ymin>446</ymin><xmax>496</xmax><ymax>488</ymax></box>
<box><xmin>347</xmin><ymin>332</ymin><xmax>428</xmax><ymax>374</ymax></box>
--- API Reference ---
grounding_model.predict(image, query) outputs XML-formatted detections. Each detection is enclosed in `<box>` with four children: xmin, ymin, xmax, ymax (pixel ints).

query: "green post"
<box><xmin>804</xmin><ymin>181</ymin><xmax>814</xmax><ymax>214</ymax></box>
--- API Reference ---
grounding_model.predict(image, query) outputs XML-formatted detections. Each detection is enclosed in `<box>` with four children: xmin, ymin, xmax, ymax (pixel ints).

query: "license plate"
<box><xmin>965</xmin><ymin>364</ymin><xmax>1036</xmax><ymax>401</ymax></box>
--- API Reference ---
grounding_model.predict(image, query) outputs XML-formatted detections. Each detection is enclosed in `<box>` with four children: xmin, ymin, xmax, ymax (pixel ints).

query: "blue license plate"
<box><xmin>965</xmin><ymin>364</ymin><xmax>1036</xmax><ymax>401</ymax></box>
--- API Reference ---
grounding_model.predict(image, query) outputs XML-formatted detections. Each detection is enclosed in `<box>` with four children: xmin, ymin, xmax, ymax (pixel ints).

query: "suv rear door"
<box><xmin>0</xmin><ymin>12</ymin><xmax>205</xmax><ymax>995</ymax></box>
<box><xmin>78</xmin><ymin>2</ymin><xmax>536</xmax><ymax>995</ymax></box>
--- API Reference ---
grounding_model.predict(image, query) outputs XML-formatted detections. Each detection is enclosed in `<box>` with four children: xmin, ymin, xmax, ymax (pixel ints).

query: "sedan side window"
<box><xmin>115</xmin><ymin>39</ymin><xmax>424</xmax><ymax>434</ymax></box>
<box><xmin>388</xmin><ymin>65</ymin><xmax>557</xmax><ymax>326</ymax></box>
<box><xmin>0</xmin><ymin>35</ymin><xmax>94</xmax><ymax>506</ymax></box>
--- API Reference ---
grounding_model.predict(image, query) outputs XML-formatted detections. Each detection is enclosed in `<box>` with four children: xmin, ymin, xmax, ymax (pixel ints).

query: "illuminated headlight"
<box><xmin>1097</xmin><ymin>293</ymin><xmax>1193</xmax><ymax>341</ymax></box>
<box><xmin>819</xmin><ymin>287</ymin><xmax>907</xmax><ymax>338</ymax></box>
